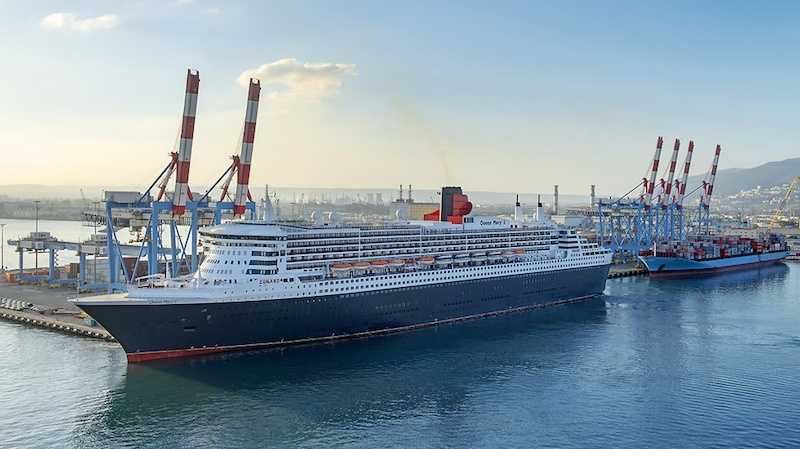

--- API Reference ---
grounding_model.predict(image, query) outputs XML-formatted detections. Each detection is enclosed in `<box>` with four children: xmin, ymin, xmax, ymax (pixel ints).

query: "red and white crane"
<box><xmin>672</xmin><ymin>140</ymin><xmax>694</xmax><ymax>207</ymax></box>
<box><xmin>657</xmin><ymin>138</ymin><xmax>680</xmax><ymax>207</ymax></box>
<box><xmin>700</xmin><ymin>144</ymin><xmax>721</xmax><ymax>207</ymax></box>
<box><xmin>172</xmin><ymin>69</ymin><xmax>200</xmax><ymax>216</ymax></box>
<box><xmin>233</xmin><ymin>79</ymin><xmax>261</xmax><ymax>216</ymax></box>
<box><xmin>641</xmin><ymin>136</ymin><xmax>663</xmax><ymax>209</ymax></box>
<box><xmin>217</xmin><ymin>78</ymin><xmax>261</xmax><ymax>217</ymax></box>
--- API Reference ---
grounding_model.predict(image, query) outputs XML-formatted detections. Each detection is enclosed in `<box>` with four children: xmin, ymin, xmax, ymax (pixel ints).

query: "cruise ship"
<box><xmin>74</xmin><ymin>187</ymin><xmax>613</xmax><ymax>362</ymax></box>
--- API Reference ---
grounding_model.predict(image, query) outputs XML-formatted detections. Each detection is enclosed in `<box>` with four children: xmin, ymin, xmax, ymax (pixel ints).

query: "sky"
<box><xmin>1</xmin><ymin>1</ymin><xmax>799</xmax><ymax>196</ymax></box>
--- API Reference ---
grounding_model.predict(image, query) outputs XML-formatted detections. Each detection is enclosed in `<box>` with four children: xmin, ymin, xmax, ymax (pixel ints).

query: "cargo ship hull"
<box><xmin>77</xmin><ymin>264</ymin><xmax>610</xmax><ymax>362</ymax></box>
<box><xmin>639</xmin><ymin>250</ymin><xmax>788</xmax><ymax>278</ymax></box>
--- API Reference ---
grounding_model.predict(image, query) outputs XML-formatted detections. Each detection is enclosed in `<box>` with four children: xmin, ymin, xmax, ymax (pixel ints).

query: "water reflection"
<box><xmin>652</xmin><ymin>263</ymin><xmax>789</xmax><ymax>292</ymax></box>
<box><xmin>12</xmin><ymin>264</ymin><xmax>800</xmax><ymax>448</ymax></box>
<box><xmin>80</xmin><ymin>299</ymin><xmax>607</xmax><ymax>447</ymax></box>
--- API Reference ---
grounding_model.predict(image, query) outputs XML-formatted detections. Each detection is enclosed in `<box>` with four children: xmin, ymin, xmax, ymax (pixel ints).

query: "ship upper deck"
<box><xmin>199</xmin><ymin>216</ymin><xmax>561</xmax><ymax>241</ymax></box>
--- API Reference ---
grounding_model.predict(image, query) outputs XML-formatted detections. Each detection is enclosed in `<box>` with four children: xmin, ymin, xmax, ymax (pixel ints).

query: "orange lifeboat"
<box><xmin>513</xmin><ymin>248</ymin><xmax>525</xmax><ymax>255</ymax></box>
<box><xmin>352</xmin><ymin>261</ymin><xmax>371</xmax><ymax>270</ymax></box>
<box><xmin>418</xmin><ymin>256</ymin><xmax>435</xmax><ymax>265</ymax></box>
<box><xmin>389</xmin><ymin>259</ymin><xmax>405</xmax><ymax>268</ymax></box>
<box><xmin>371</xmin><ymin>259</ymin><xmax>389</xmax><ymax>266</ymax></box>
<box><xmin>331</xmin><ymin>263</ymin><xmax>352</xmax><ymax>278</ymax></box>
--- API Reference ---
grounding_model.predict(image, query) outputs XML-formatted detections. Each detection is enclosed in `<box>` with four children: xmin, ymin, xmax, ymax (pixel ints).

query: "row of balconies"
<box><xmin>285</xmin><ymin>236</ymin><xmax>558</xmax><ymax>252</ymax></box>
<box><xmin>285</xmin><ymin>243</ymin><xmax>554</xmax><ymax>263</ymax></box>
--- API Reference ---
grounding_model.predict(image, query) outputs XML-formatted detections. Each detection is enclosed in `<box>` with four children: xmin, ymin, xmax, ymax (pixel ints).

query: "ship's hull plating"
<box><xmin>78</xmin><ymin>264</ymin><xmax>610</xmax><ymax>362</ymax></box>
<box><xmin>639</xmin><ymin>250</ymin><xmax>788</xmax><ymax>278</ymax></box>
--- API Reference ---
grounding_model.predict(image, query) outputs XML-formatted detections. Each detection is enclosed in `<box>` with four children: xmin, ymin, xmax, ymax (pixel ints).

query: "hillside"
<box><xmin>686</xmin><ymin>157</ymin><xmax>800</xmax><ymax>196</ymax></box>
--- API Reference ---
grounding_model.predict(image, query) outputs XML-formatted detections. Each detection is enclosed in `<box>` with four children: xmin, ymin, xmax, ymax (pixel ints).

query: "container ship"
<box><xmin>74</xmin><ymin>187</ymin><xmax>612</xmax><ymax>362</ymax></box>
<box><xmin>639</xmin><ymin>234</ymin><xmax>789</xmax><ymax>278</ymax></box>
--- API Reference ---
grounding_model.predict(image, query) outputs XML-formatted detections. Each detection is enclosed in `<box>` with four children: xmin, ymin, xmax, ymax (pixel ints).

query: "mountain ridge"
<box><xmin>686</xmin><ymin>157</ymin><xmax>800</xmax><ymax>196</ymax></box>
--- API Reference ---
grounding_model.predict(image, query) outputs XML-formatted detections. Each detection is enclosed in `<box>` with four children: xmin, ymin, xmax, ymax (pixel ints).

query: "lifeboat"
<box><xmin>513</xmin><ymin>248</ymin><xmax>525</xmax><ymax>255</ymax></box>
<box><xmin>418</xmin><ymin>256</ymin><xmax>436</xmax><ymax>266</ymax></box>
<box><xmin>402</xmin><ymin>259</ymin><xmax>418</xmax><ymax>271</ymax></box>
<box><xmin>352</xmin><ymin>261</ymin><xmax>371</xmax><ymax>271</ymax></box>
<box><xmin>389</xmin><ymin>259</ymin><xmax>405</xmax><ymax>268</ymax></box>
<box><xmin>371</xmin><ymin>260</ymin><xmax>389</xmax><ymax>268</ymax></box>
<box><xmin>331</xmin><ymin>263</ymin><xmax>352</xmax><ymax>278</ymax></box>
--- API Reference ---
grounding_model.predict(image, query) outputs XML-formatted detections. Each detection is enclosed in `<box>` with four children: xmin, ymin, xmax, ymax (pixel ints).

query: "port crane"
<box><xmin>769</xmin><ymin>176</ymin><xmax>800</xmax><ymax>228</ymax></box>
<box><xmin>597</xmin><ymin>137</ymin><xmax>721</xmax><ymax>256</ymax></box>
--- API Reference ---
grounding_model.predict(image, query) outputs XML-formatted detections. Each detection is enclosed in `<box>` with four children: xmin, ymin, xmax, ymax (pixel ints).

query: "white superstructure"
<box><xmin>126</xmin><ymin>215</ymin><xmax>612</xmax><ymax>304</ymax></box>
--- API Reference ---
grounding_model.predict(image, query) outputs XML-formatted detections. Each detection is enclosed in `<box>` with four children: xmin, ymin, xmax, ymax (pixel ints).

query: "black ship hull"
<box><xmin>78</xmin><ymin>264</ymin><xmax>610</xmax><ymax>362</ymax></box>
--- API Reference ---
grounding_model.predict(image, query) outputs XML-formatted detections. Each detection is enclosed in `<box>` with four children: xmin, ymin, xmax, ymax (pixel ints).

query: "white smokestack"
<box><xmin>514</xmin><ymin>194</ymin><xmax>522</xmax><ymax>223</ymax></box>
<box><xmin>536</xmin><ymin>194</ymin><xmax>547</xmax><ymax>224</ymax></box>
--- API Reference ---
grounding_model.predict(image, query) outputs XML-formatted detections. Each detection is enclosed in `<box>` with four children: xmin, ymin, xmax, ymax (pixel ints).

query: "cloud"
<box><xmin>41</xmin><ymin>13</ymin><xmax>119</xmax><ymax>32</ymax></box>
<box><xmin>238</xmin><ymin>58</ymin><xmax>356</xmax><ymax>99</ymax></box>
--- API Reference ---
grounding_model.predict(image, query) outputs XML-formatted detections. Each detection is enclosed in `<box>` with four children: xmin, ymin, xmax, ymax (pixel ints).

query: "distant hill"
<box><xmin>686</xmin><ymin>157</ymin><xmax>800</xmax><ymax>196</ymax></box>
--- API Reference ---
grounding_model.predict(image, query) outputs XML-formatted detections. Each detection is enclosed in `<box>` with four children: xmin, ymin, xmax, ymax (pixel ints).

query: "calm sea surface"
<box><xmin>2</xmin><ymin>261</ymin><xmax>800</xmax><ymax>448</ymax></box>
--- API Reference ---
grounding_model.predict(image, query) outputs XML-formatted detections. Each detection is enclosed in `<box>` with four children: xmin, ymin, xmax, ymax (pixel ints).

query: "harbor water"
<box><xmin>0</xmin><ymin>218</ymin><xmax>190</xmax><ymax>273</ymax></box>
<box><xmin>0</xmin><ymin>218</ymin><xmax>97</xmax><ymax>272</ymax></box>
<box><xmin>2</xmin><ymin>264</ymin><xmax>800</xmax><ymax>448</ymax></box>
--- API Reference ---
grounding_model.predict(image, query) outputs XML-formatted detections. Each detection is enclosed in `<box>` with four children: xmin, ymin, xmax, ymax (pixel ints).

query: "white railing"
<box><xmin>134</xmin><ymin>273</ymin><xmax>197</xmax><ymax>289</ymax></box>
<box><xmin>134</xmin><ymin>274</ymin><xmax>167</xmax><ymax>288</ymax></box>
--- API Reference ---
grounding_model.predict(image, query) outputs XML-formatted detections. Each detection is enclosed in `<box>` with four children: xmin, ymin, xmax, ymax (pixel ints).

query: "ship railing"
<box><xmin>133</xmin><ymin>274</ymin><xmax>198</xmax><ymax>289</ymax></box>
<box><xmin>133</xmin><ymin>274</ymin><xmax>168</xmax><ymax>288</ymax></box>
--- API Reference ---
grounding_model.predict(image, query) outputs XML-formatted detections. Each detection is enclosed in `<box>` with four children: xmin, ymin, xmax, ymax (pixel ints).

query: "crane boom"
<box><xmin>770</xmin><ymin>176</ymin><xmax>800</xmax><ymax>227</ymax></box>
<box><xmin>643</xmin><ymin>136</ymin><xmax>663</xmax><ymax>208</ymax></box>
<box><xmin>673</xmin><ymin>140</ymin><xmax>694</xmax><ymax>207</ymax></box>
<box><xmin>700</xmin><ymin>144</ymin><xmax>721</xmax><ymax>207</ymax></box>
<box><xmin>233</xmin><ymin>79</ymin><xmax>261</xmax><ymax>216</ymax></box>
<box><xmin>658</xmin><ymin>138</ymin><xmax>680</xmax><ymax>206</ymax></box>
<box><xmin>172</xmin><ymin>69</ymin><xmax>200</xmax><ymax>216</ymax></box>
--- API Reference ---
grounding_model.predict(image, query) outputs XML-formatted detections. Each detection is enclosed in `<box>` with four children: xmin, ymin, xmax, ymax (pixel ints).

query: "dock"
<box><xmin>0</xmin><ymin>281</ymin><xmax>115</xmax><ymax>342</ymax></box>
<box><xmin>608</xmin><ymin>263</ymin><xmax>648</xmax><ymax>278</ymax></box>
<box><xmin>0</xmin><ymin>307</ymin><xmax>115</xmax><ymax>341</ymax></box>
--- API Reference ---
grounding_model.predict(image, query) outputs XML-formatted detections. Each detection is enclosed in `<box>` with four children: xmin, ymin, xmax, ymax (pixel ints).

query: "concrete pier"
<box><xmin>608</xmin><ymin>263</ymin><xmax>648</xmax><ymax>278</ymax></box>
<box><xmin>0</xmin><ymin>280</ymin><xmax>115</xmax><ymax>342</ymax></box>
<box><xmin>0</xmin><ymin>308</ymin><xmax>115</xmax><ymax>341</ymax></box>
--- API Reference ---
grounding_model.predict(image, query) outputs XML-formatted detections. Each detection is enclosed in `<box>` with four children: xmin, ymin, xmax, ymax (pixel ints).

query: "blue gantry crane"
<box><xmin>597</xmin><ymin>137</ymin><xmax>722</xmax><ymax>256</ymax></box>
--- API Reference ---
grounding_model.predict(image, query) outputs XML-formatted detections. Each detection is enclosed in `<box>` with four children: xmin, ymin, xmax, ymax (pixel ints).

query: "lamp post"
<box><xmin>34</xmin><ymin>201</ymin><xmax>40</xmax><ymax>273</ymax></box>
<box><xmin>0</xmin><ymin>223</ymin><xmax>5</xmax><ymax>272</ymax></box>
